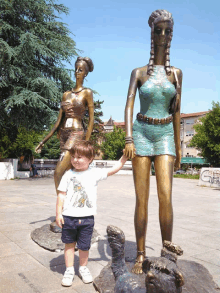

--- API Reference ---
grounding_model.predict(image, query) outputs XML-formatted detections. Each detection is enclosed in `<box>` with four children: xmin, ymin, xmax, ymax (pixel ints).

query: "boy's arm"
<box><xmin>107</xmin><ymin>154</ymin><xmax>128</xmax><ymax>177</ymax></box>
<box><xmin>56</xmin><ymin>192</ymin><xmax>66</xmax><ymax>228</ymax></box>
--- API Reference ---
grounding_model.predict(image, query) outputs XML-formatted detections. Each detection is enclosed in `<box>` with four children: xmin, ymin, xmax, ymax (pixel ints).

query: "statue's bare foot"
<box><xmin>132</xmin><ymin>254</ymin><xmax>145</xmax><ymax>274</ymax></box>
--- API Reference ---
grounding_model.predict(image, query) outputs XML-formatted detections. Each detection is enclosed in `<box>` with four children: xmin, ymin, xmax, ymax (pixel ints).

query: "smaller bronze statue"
<box><xmin>107</xmin><ymin>225</ymin><xmax>184</xmax><ymax>293</ymax></box>
<box><xmin>35</xmin><ymin>57</ymin><xmax>94</xmax><ymax>194</ymax></box>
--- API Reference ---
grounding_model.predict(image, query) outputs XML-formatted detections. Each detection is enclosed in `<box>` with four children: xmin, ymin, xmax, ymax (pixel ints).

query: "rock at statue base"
<box><xmin>31</xmin><ymin>224</ymin><xmax>64</xmax><ymax>251</ymax></box>
<box><xmin>31</xmin><ymin>224</ymin><xmax>100</xmax><ymax>252</ymax></box>
<box><xmin>94</xmin><ymin>259</ymin><xmax>219</xmax><ymax>293</ymax></box>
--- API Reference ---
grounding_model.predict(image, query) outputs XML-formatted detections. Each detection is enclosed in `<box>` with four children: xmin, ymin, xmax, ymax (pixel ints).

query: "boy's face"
<box><xmin>71</xmin><ymin>153</ymin><xmax>92</xmax><ymax>172</ymax></box>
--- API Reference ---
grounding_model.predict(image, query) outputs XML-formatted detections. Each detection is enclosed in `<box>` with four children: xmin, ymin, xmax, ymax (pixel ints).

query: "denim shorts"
<box><xmin>61</xmin><ymin>215</ymin><xmax>94</xmax><ymax>251</ymax></box>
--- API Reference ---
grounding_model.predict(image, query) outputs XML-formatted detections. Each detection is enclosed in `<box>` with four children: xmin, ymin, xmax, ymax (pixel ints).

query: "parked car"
<box><xmin>186</xmin><ymin>168</ymin><xmax>199</xmax><ymax>175</ymax></box>
<box><xmin>175</xmin><ymin>169</ymin><xmax>185</xmax><ymax>174</ymax></box>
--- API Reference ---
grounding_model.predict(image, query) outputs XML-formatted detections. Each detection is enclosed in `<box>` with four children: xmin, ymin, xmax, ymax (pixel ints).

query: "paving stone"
<box><xmin>0</xmin><ymin>254</ymin><xmax>44</xmax><ymax>274</ymax></box>
<box><xmin>0</xmin><ymin>222</ymin><xmax>33</xmax><ymax>232</ymax></box>
<box><xmin>0</xmin><ymin>242</ymin><xmax>24</xmax><ymax>257</ymax></box>
<box><xmin>0</xmin><ymin>231</ymin><xmax>12</xmax><ymax>244</ymax></box>
<box><xmin>3</xmin><ymin>229</ymin><xmax>32</xmax><ymax>243</ymax></box>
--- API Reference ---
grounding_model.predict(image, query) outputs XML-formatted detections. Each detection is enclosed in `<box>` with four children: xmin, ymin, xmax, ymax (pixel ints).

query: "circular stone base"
<box><xmin>31</xmin><ymin>224</ymin><xmax>100</xmax><ymax>252</ymax></box>
<box><xmin>93</xmin><ymin>260</ymin><xmax>219</xmax><ymax>293</ymax></box>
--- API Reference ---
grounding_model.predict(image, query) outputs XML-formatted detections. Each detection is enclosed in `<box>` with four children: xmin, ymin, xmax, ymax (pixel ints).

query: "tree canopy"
<box><xmin>0</xmin><ymin>0</ymin><xmax>104</xmax><ymax>158</ymax></box>
<box><xmin>101</xmin><ymin>127</ymin><xmax>125</xmax><ymax>160</ymax></box>
<box><xmin>189</xmin><ymin>101</ymin><xmax>220</xmax><ymax>166</ymax></box>
<box><xmin>0</xmin><ymin>0</ymin><xmax>78</xmax><ymax>131</ymax></box>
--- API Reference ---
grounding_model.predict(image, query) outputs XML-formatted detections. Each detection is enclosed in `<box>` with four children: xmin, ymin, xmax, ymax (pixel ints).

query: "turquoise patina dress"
<box><xmin>133</xmin><ymin>65</ymin><xmax>176</xmax><ymax>157</ymax></box>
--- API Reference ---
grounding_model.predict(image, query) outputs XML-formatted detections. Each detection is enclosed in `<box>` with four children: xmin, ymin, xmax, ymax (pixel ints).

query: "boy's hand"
<box><xmin>56</xmin><ymin>214</ymin><xmax>64</xmax><ymax>228</ymax></box>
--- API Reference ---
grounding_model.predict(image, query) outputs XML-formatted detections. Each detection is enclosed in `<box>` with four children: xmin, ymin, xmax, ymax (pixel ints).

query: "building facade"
<box><xmin>180</xmin><ymin>111</ymin><xmax>209</xmax><ymax>158</ymax></box>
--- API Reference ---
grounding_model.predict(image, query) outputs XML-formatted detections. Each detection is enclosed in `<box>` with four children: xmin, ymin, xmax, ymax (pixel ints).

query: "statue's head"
<box><xmin>143</xmin><ymin>257</ymin><xmax>184</xmax><ymax>293</ymax></box>
<box><xmin>147</xmin><ymin>10</ymin><xmax>174</xmax><ymax>76</ymax></box>
<box><xmin>75</xmin><ymin>57</ymin><xmax>94</xmax><ymax>81</ymax></box>
<box><xmin>143</xmin><ymin>241</ymin><xmax>184</xmax><ymax>293</ymax></box>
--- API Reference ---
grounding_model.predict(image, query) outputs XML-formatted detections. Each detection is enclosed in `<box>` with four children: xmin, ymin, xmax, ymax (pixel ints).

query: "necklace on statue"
<box><xmin>71</xmin><ymin>87</ymin><xmax>84</xmax><ymax>94</ymax></box>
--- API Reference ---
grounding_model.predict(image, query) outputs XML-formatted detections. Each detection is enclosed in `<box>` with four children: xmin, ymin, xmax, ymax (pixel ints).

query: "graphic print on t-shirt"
<box><xmin>69</xmin><ymin>177</ymin><xmax>93</xmax><ymax>208</ymax></box>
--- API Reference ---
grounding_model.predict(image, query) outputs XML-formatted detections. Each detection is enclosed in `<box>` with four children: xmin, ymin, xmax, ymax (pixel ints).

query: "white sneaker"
<box><xmin>61</xmin><ymin>269</ymin><xmax>75</xmax><ymax>287</ymax></box>
<box><xmin>79</xmin><ymin>266</ymin><xmax>93</xmax><ymax>284</ymax></box>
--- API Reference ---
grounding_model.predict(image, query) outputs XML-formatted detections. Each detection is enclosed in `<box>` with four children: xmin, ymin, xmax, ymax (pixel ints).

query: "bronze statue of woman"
<box><xmin>35</xmin><ymin>57</ymin><xmax>94</xmax><ymax>193</ymax></box>
<box><xmin>124</xmin><ymin>10</ymin><xmax>182</xmax><ymax>274</ymax></box>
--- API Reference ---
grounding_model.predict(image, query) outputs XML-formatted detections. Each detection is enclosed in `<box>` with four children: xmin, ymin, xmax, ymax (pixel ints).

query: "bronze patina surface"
<box><xmin>35</xmin><ymin>57</ymin><xmax>94</xmax><ymax>194</ymax></box>
<box><xmin>94</xmin><ymin>226</ymin><xmax>219</xmax><ymax>293</ymax></box>
<box><xmin>124</xmin><ymin>10</ymin><xmax>183</xmax><ymax>274</ymax></box>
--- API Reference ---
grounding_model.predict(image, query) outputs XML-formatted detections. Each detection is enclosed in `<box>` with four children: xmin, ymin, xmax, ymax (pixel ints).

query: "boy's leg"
<box><xmin>79</xmin><ymin>249</ymin><xmax>89</xmax><ymax>266</ymax></box>
<box><xmin>62</xmin><ymin>242</ymin><xmax>76</xmax><ymax>287</ymax></box>
<box><xmin>61</xmin><ymin>216</ymin><xmax>78</xmax><ymax>287</ymax></box>
<box><xmin>77</xmin><ymin>216</ymin><xmax>94</xmax><ymax>283</ymax></box>
<box><xmin>79</xmin><ymin>251</ymin><xmax>93</xmax><ymax>284</ymax></box>
<box><xmin>64</xmin><ymin>242</ymin><xmax>76</xmax><ymax>267</ymax></box>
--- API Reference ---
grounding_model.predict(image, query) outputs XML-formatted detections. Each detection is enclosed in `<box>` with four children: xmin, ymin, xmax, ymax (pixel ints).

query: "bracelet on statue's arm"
<box><xmin>125</xmin><ymin>136</ymin><xmax>134</xmax><ymax>144</ymax></box>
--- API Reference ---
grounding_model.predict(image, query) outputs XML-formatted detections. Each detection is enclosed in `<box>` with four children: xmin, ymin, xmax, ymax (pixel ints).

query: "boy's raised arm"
<box><xmin>107</xmin><ymin>154</ymin><xmax>128</xmax><ymax>177</ymax></box>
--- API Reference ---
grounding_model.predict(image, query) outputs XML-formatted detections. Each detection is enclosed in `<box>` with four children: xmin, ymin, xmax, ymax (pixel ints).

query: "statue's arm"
<box><xmin>85</xmin><ymin>89</ymin><xmax>94</xmax><ymax>141</ymax></box>
<box><xmin>124</xmin><ymin>69</ymin><xmax>139</xmax><ymax>159</ymax></box>
<box><xmin>35</xmin><ymin>93</ymin><xmax>66</xmax><ymax>153</ymax></box>
<box><xmin>173</xmin><ymin>68</ymin><xmax>183</xmax><ymax>169</ymax></box>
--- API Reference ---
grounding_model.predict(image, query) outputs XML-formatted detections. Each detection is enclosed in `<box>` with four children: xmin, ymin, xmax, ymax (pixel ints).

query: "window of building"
<box><xmin>186</xmin><ymin>119</ymin><xmax>194</xmax><ymax>125</ymax></box>
<box><xmin>186</xmin><ymin>130</ymin><xmax>194</xmax><ymax>136</ymax></box>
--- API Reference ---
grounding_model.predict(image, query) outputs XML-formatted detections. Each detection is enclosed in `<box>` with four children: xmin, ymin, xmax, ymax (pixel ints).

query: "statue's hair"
<box><xmin>147</xmin><ymin>10</ymin><xmax>174</xmax><ymax>76</ymax></box>
<box><xmin>75</xmin><ymin>56</ymin><xmax>94</xmax><ymax>74</ymax></box>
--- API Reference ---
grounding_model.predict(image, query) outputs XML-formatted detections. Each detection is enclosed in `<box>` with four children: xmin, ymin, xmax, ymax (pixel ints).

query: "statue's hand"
<box><xmin>174</xmin><ymin>150</ymin><xmax>181</xmax><ymax>170</ymax></box>
<box><xmin>124</xmin><ymin>143</ymin><xmax>136</xmax><ymax>159</ymax></box>
<box><xmin>35</xmin><ymin>143</ymin><xmax>44</xmax><ymax>154</ymax></box>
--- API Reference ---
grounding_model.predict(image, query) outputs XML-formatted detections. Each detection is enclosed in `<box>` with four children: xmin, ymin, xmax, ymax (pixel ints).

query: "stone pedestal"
<box><xmin>94</xmin><ymin>260</ymin><xmax>219</xmax><ymax>293</ymax></box>
<box><xmin>31</xmin><ymin>224</ymin><xmax>100</xmax><ymax>252</ymax></box>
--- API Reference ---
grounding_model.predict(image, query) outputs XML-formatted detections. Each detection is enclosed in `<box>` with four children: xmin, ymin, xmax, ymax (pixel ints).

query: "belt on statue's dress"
<box><xmin>136</xmin><ymin>113</ymin><xmax>173</xmax><ymax>125</ymax></box>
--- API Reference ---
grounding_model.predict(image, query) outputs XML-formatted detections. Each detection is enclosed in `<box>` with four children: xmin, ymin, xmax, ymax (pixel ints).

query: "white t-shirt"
<box><xmin>58</xmin><ymin>167</ymin><xmax>108</xmax><ymax>217</ymax></box>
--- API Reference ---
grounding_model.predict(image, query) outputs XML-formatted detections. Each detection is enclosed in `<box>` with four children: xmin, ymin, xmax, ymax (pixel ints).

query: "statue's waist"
<box><xmin>136</xmin><ymin>113</ymin><xmax>173</xmax><ymax>125</ymax></box>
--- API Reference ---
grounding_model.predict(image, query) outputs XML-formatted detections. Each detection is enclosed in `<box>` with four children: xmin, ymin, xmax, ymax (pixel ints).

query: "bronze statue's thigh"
<box><xmin>132</xmin><ymin>156</ymin><xmax>152</xmax><ymax>200</ymax></box>
<box><xmin>54</xmin><ymin>151</ymin><xmax>72</xmax><ymax>191</ymax></box>
<box><xmin>154</xmin><ymin>155</ymin><xmax>174</xmax><ymax>199</ymax></box>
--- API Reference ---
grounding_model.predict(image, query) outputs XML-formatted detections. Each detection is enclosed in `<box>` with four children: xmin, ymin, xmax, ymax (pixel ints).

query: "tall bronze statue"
<box><xmin>36</xmin><ymin>57</ymin><xmax>94</xmax><ymax>192</ymax></box>
<box><xmin>124</xmin><ymin>10</ymin><xmax>182</xmax><ymax>274</ymax></box>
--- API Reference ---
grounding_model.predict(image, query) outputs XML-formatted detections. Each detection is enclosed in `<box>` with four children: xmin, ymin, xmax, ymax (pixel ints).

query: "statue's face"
<box><xmin>146</xmin><ymin>270</ymin><xmax>179</xmax><ymax>293</ymax></box>
<box><xmin>75</xmin><ymin>61</ymin><xmax>88</xmax><ymax>81</ymax></box>
<box><xmin>153</xmin><ymin>21</ymin><xmax>172</xmax><ymax>47</ymax></box>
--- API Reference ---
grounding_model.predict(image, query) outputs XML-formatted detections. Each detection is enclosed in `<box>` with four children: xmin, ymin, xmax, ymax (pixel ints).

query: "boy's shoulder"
<box><xmin>64</xmin><ymin>167</ymin><xmax>107</xmax><ymax>179</ymax></box>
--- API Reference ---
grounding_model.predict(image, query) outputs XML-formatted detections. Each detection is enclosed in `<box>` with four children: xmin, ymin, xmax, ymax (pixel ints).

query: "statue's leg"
<box><xmin>50</xmin><ymin>151</ymin><xmax>72</xmax><ymax>232</ymax></box>
<box><xmin>132</xmin><ymin>155</ymin><xmax>152</xmax><ymax>274</ymax></box>
<box><xmin>154</xmin><ymin>155</ymin><xmax>174</xmax><ymax>242</ymax></box>
<box><xmin>54</xmin><ymin>150</ymin><xmax>72</xmax><ymax>195</ymax></box>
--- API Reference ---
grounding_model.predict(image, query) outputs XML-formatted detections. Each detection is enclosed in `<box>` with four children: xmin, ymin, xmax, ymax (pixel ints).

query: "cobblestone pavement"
<box><xmin>0</xmin><ymin>175</ymin><xmax>219</xmax><ymax>292</ymax></box>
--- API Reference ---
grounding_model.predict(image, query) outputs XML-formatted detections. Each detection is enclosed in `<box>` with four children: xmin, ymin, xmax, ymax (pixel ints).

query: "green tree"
<box><xmin>0</xmin><ymin>0</ymin><xmax>77</xmax><ymax>131</ymax></box>
<box><xmin>37</xmin><ymin>131</ymin><xmax>60</xmax><ymax>159</ymax></box>
<box><xmin>0</xmin><ymin>0</ymin><xmax>104</xmax><ymax>159</ymax></box>
<box><xmin>189</xmin><ymin>101</ymin><xmax>220</xmax><ymax>166</ymax></box>
<box><xmin>84</xmin><ymin>99</ymin><xmax>104</xmax><ymax>155</ymax></box>
<box><xmin>0</xmin><ymin>126</ymin><xmax>40</xmax><ymax>158</ymax></box>
<box><xmin>101</xmin><ymin>127</ymin><xmax>125</xmax><ymax>160</ymax></box>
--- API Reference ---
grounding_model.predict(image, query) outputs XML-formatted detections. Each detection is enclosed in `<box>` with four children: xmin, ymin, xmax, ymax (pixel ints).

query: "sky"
<box><xmin>58</xmin><ymin>0</ymin><xmax>219</xmax><ymax>121</ymax></box>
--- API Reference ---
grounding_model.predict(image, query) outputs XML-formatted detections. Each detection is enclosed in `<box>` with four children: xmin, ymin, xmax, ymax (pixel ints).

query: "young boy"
<box><xmin>56</xmin><ymin>140</ymin><xmax>128</xmax><ymax>286</ymax></box>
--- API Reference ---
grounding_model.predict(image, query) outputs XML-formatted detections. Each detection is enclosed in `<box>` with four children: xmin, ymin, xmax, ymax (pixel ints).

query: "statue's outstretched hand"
<box><xmin>35</xmin><ymin>143</ymin><xmax>44</xmax><ymax>154</ymax></box>
<box><xmin>124</xmin><ymin>143</ymin><xmax>136</xmax><ymax>159</ymax></box>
